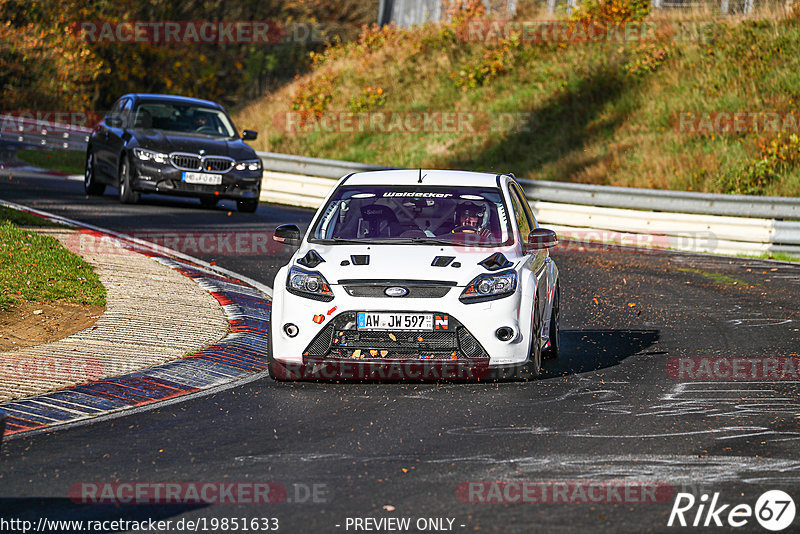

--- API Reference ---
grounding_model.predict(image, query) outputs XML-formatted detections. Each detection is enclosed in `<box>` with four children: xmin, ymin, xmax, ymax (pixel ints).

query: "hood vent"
<box><xmin>350</xmin><ymin>255</ymin><xmax>370</xmax><ymax>266</ymax></box>
<box><xmin>297</xmin><ymin>249</ymin><xmax>325</xmax><ymax>268</ymax></box>
<box><xmin>479</xmin><ymin>252</ymin><xmax>512</xmax><ymax>271</ymax></box>
<box><xmin>431</xmin><ymin>256</ymin><xmax>455</xmax><ymax>267</ymax></box>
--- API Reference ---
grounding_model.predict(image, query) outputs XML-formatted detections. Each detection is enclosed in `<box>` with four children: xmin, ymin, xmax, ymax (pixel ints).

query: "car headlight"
<box><xmin>234</xmin><ymin>159</ymin><xmax>262</xmax><ymax>171</ymax></box>
<box><xmin>287</xmin><ymin>266</ymin><xmax>334</xmax><ymax>302</ymax></box>
<box><xmin>459</xmin><ymin>270</ymin><xmax>517</xmax><ymax>303</ymax></box>
<box><xmin>133</xmin><ymin>148</ymin><xmax>169</xmax><ymax>164</ymax></box>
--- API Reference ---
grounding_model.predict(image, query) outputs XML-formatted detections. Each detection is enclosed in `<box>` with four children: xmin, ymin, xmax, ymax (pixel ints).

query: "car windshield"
<box><xmin>310</xmin><ymin>186</ymin><xmax>513</xmax><ymax>245</ymax></box>
<box><xmin>131</xmin><ymin>101</ymin><xmax>236</xmax><ymax>138</ymax></box>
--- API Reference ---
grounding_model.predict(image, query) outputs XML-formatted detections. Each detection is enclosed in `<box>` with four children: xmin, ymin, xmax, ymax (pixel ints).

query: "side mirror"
<box><xmin>524</xmin><ymin>228</ymin><xmax>558</xmax><ymax>253</ymax></box>
<box><xmin>242</xmin><ymin>129</ymin><xmax>258</xmax><ymax>140</ymax></box>
<box><xmin>105</xmin><ymin>116</ymin><xmax>123</xmax><ymax>128</ymax></box>
<box><xmin>273</xmin><ymin>224</ymin><xmax>302</xmax><ymax>247</ymax></box>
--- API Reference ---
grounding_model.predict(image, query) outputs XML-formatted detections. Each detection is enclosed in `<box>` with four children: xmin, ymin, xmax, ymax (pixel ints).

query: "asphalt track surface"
<box><xmin>1</xmin><ymin>168</ymin><xmax>800</xmax><ymax>533</ymax></box>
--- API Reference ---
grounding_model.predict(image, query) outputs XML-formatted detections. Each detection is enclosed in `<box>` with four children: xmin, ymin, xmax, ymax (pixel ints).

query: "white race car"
<box><xmin>269</xmin><ymin>170</ymin><xmax>560</xmax><ymax>380</ymax></box>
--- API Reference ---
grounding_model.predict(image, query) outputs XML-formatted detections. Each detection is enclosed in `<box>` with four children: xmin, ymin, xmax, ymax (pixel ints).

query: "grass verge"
<box><xmin>234</xmin><ymin>6</ymin><xmax>800</xmax><ymax>196</ymax></box>
<box><xmin>0</xmin><ymin>215</ymin><xmax>105</xmax><ymax>311</ymax></box>
<box><xmin>16</xmin><ymin>149</ymin><xmax>85</xmax><ymax>175</ymax></box>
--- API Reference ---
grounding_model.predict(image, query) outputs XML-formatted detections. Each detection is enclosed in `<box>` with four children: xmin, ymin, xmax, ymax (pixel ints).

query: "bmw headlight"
<box><xmin>133</xmin><ymin>148</ymin><xmax>169</xmax><ymax>164</ymax></box>
<box><xmin>287</xmin><ymin>266</ymin><xmax>334</xmax><ymax>302</ymax></box>
<box><xmin>234</xmin><ymin>159</ymin><xmax>262</xmax><ymax>172</ymax></box>
<box><xmin>459</xmin><ymin>270</ymin><xmax>517</xmax><ymax>303</ymax></box>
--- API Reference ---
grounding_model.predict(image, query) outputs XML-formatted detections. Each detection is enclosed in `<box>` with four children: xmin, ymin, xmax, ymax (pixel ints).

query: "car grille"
<box><xmin>303</xmin><ymin>311</ymin><xmax>487</xmax><ymax>360</ymax></box>
<box><xmin>170</xmin><ymin>154</ymin><xmax>201</xmax><ymax>170</ymax></box>
<box><xmin>203</xmin><ymin>157</ymin><xmax>234</xmax><ymax>172</ymax></box>
<box><xmin>339</xmin><ymin>280</ymin><xmax>455</xmax><ymax>299</ymax></box>
<box><xmin>169</xmin><ymin>153</ymin><xmax>234</xmax><ymax>173</ymax></box>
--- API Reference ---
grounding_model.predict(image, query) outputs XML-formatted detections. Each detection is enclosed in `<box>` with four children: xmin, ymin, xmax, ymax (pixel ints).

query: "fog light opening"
<box><xmin>495</xmin><ymin>327</ymin><xmax>514</xmax><ymax>342</ymax></box>
<box><xmin>284</xmin><ymin>323</ymin><xmax>299</xmax><ymax>338</ymax></box>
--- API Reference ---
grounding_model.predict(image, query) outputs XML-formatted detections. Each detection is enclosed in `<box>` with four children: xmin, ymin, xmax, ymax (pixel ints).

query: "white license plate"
<box><xmin>357</xmin><ymin>312</ymin><xmax>433</xmax><ymax>331</ymax></box>
<box><xmin>182</xmin><ymin>172</ymin><xmax>222</xmax><ymax>185</ymax></box>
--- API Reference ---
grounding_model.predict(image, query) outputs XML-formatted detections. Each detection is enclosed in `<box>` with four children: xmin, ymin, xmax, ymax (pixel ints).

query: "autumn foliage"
<box><xmin>0</xmin><ymin>0</ymin><xmax>377</xmax><ymax>114</ymax></box>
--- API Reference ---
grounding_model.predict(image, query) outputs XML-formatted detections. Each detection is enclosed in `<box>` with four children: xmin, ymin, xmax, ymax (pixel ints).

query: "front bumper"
<box><xmin>271</xmin><ymin>280</ymin><xmax>536</xmax><ymax>371</ymax></box>
<box><xmin>130</xmin><ymin>160</ymin><xmax>262</xmax><ymax>200</ymax></box>
<box><xmin>303</xmin><ymin>311</ymin><xmax>489</xmax><ymax>361</ymax></box>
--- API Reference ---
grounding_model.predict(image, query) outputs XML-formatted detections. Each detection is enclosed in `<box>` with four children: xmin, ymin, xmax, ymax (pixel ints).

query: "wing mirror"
<box><xmin>524</xmin><ymin>228</ymin><xmax>558</xmax><ymax>253</ymax></box>
<box><xmin>242</xmin><ymin>129</ymin><xmax>258</xmax><ymax>140</ymax></box>
<box><xmin>273</xmin><ymin>224</ymin><xmax>302</xmax><ymax>247</ymax></box>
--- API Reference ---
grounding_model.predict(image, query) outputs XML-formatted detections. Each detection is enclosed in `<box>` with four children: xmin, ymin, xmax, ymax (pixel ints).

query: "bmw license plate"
<box><xmin>357</xmin><ymin>312</ymin><xmax>433</xmax><ymax>331</ymax></box>
<box><xmin>182</xmin><ymin>172</ymin><xmax>222</xmax><ymax>185</ymax></box>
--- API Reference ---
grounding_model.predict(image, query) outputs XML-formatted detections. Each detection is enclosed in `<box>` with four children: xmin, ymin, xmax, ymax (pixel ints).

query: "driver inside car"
<box><xmin>452</xmin><ymin>201</ymin><xmax>492</xmax><ymax>238</ymax></box>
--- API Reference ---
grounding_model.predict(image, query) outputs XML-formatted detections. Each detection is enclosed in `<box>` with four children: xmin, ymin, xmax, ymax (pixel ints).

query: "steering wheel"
<box><xmin>194</xmin><ymin>126</ymin><xmax>217</xmax><ymax>134</ymax></box>
<box><xmin>452</xmin><ymin>225</ymin><xmax>479</xmax><ymax>233</ymax></box>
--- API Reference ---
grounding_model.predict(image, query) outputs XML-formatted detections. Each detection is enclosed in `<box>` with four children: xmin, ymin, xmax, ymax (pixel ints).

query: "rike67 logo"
<box><xmin>668</xmin><ymin>490</ymin><xmax>796</xmax><ymax>531</ymax></box>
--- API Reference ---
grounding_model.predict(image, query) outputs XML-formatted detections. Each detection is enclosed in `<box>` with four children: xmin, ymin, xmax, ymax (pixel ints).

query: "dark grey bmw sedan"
<box><xmin>84</xmin><ymin>93</ymin><xmax>262</xmax><ymax>212</ymax></box>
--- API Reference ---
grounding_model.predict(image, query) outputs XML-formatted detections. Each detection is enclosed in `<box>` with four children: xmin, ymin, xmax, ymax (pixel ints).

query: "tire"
<box><xmin>527</xmin><ymin>296</ymin><xmax>543</xmax><ymax>378</ymax></box>
<box><xmin>199</xmin><ymin>197</ymin><xmax>218</xmax><ymax>209</ymax></box>
<box><xmin>84</xmin><ymin>150</ymin><xmax>105</xmax><ymax>196</ymax></box>
<box><xmin>118</xmin><ymin>156</ymin><xmax>140</xmax><ymax>204</ymax></box>
<box><xmin>237</xmin><ymin>199</ymin><xmax>259</xmax><ymax>213</ymax></box>
<box><xmin>543</xmin><ymin>282</ymin><xmax>560</xmax><ymax>360</ymax></box>
<box><xmin>266</xmin><ymin>329</ymin><xmax>289</xmax><ymax>381</ymax></box>
<box><xmin>266</xmin><ymin>330</ymin><xmax>278</xmax><ymax>380</ymax></box>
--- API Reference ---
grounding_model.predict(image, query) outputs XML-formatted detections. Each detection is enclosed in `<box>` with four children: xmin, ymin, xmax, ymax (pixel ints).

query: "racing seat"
<box><xmin>358</xmin><ymin>204</ymin><xmax>402</xmax><ymax>238</ymax></box>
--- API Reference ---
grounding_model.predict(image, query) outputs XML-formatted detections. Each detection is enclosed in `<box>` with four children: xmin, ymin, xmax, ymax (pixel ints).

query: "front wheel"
<box><xmin>528</xmin><ymin>297</ymin><xmax>543</xmax><ymax>378</ymax></box>
<box><xmin>84</xmin><ymin>151</ymin><xmax>105</xmax><ymax>196</ymax></box>
<box><xmin>237</xmin><ymin>199</ymin><xmax>258</xmax><ymax>213</ymax></box>
<box><xmin>118</xmin><ymin>156</ymin><xmax>140</xmax><ymax>204</ymax></box>
<box><xmin>543</xmin><ymin>282</ymin><xmax>560</xmax><ymax>360</ymax></box>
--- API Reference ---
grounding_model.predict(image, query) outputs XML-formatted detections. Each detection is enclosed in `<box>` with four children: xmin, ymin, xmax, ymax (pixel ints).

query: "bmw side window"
<box><xmin>508</xmin><ymin>186</ymin><xmax>531</xmax><ymax>243</ymax></box>
<box><xmin>119</xmin><ymin>99</ymin><xmax>133</xmax><ymax>127</ymax></box>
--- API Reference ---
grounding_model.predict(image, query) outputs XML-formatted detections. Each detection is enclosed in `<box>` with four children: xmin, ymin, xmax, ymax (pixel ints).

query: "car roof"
<box><xmin>343</xmin><ymin>169</ymin><xmax>510</xmax><ymax>188</ymax></box>
<box><xmin>122</xmin><ymin>93</ymin><xmax>224</xmax><ymax>110</ymax></box>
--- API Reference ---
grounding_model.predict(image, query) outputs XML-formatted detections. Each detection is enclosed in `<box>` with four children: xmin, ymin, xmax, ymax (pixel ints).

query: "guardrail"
<box><xmin>1</xmin><ymin>116</ymin><xmax>796</xmax><ymax>258</ymax></box>
<box><xmin>0</xmin><ymin>114</ymin><xmax>92</xmax><ymax>151</ymax></box>
<box><xmin>256</xmin><ymin>151</ymin><xmax>800</xmax><ymax>258</ymax></box>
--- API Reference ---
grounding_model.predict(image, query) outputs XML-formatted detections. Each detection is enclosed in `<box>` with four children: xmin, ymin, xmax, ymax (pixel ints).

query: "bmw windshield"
<box><xmin>131</xmin><ymin>101</ymin><xmax>237</xmax><ymax>138</ymax></box>
<box><xmin>310</xmin><ymin>186</ymin><xmax>513</xmax><ymax>245</ymax></box>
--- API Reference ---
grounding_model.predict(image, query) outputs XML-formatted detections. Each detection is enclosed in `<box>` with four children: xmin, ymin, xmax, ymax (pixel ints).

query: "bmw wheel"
<box><xmin>118</xmin><ymin>156</ymin><xmax>140</xmax><ymax>205</ymax></box>
<box><xmin>84</xmin><ymin>151</ymin><xmax>105</xmax><ymax>196</ymax></box>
